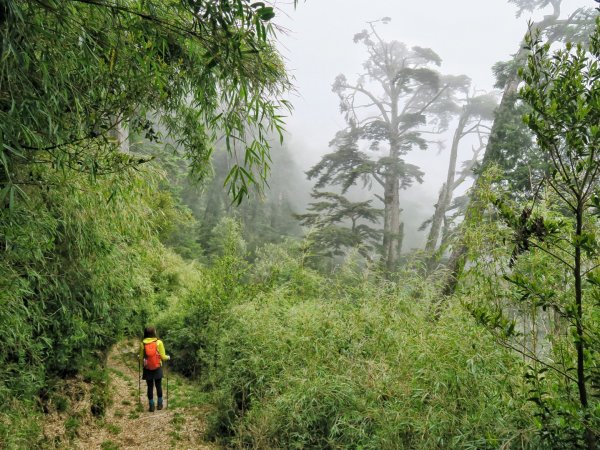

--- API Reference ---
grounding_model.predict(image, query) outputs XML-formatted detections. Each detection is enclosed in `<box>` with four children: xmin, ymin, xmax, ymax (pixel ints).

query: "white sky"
<box><xmin>272</xmin><ymin>0</ymin><xmax>591</xmax><ymax>250</ymax></box>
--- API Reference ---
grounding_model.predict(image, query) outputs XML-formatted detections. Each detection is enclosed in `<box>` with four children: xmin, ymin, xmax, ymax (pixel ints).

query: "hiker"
<box><xmin>140</xmin><ymin>326</ymin><xmax>170</xmax><ymax>412</ymax></box>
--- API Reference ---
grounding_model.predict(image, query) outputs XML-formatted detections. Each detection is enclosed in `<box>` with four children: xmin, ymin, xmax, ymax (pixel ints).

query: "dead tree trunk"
<box><xmin>426</xmin><ymin>112</ymin><xmax>469</xmax><ymax>252</ymax></box>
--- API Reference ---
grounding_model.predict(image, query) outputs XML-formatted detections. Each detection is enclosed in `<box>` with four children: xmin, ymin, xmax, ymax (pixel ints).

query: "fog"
<box><xmin>272</xmin><ymin>0</ymin><xmax>589</xmax><ymax>250</ymax></box>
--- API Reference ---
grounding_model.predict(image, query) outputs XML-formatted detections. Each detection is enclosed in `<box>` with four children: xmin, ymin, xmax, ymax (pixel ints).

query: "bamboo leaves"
<box><xmin>1</xmin><ymin>0</ymin><xmax>291</xmax><ymax>203</ymax></box>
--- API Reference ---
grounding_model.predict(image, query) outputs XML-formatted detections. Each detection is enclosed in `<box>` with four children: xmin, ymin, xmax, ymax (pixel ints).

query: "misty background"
<box><xmin>270</xmin><ymin>0</ymin><xmax>587</xmax><ymax>250</ymax></box>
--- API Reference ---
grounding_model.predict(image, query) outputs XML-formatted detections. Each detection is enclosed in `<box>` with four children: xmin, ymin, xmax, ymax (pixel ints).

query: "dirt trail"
<box><xmin>47</xmin><ymin>340</ymin><xmax>217</xmax><ymax>450</ymax></box>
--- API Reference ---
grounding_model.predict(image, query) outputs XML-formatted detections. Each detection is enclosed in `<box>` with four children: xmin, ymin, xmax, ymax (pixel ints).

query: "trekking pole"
<box><xmin>138</xmin><ymin>357</ymin><xmax>141</xmax><ymax>406</ymax></box>
<box><xmin>166</xmin><ymin>360</ymin><xmax>169</xmax><ymax>410</ymax></box>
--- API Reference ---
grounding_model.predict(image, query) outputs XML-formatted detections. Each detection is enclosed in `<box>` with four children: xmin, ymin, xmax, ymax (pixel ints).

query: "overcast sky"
<box><xmin>272</xmin><ymin>0</ymin><xmax>591</xmax><ymax>250</ymax></box>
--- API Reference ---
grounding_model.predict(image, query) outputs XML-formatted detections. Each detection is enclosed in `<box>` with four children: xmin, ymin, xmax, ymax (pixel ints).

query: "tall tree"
<box><xmin>424</xmin><ymin>89</ymin><xmax>497</xmax><ymax>253</ymax></box>
<box><xmin>307</xmin><ymin>20</ymin><xmax>458</xmax><ymax>271</ymax></box>
<box><xmin>441</xmin><ymin>0</ymin><xmax>597</xmax><ymax>296</ymax></box>
<box><xmin>518</xmin><ymin>24</ymin><xmax>600</xmax><ymax>447</ymax></box>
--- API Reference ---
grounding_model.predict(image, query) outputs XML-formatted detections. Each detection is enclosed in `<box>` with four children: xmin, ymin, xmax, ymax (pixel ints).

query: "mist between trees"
<box><xmin>1</xmin><ymin>0</ymin><xmax>600</xmax><ymax>449</ymax></box>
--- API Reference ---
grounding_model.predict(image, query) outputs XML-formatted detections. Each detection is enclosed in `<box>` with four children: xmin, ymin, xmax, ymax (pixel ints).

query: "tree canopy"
<box><xmin>0</xmin><ymin>0</ymin><xmax>291</xmax><ymax>204</ymax></box>
<box><xmin>307</xmin><ymin>21</ymin><xmax>463</xmax><ymax>270</ymax></box>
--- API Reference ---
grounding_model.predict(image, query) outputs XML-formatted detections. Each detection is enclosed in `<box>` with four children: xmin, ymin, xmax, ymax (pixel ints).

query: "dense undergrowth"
<box><xmin>4</xmin><ymin>2</ymin><xmax>600</xmax><ymax>448</ymax></box>
<box><xmin>208</xmin><ymin>295</ymin><xmax>534</xmax><ymax>448</ymax></box>
<box><xmin>156</xmin><ymin>222</ymin><xmax>542</xmax><ymax>449</ymax></box>
<box><xmin>2</xmin><ymin>169</ymin><xmax>595</xmax><ymax>449</ymax></box>
<box><xmin>2</xmin><ymin>166</ymin><xmax>598</xmax><ymax>449</ymax></box>
<box><xmin>0</xmin><ymin>166</ymin><xmax>193</xmax><ymax>448</ymax></box>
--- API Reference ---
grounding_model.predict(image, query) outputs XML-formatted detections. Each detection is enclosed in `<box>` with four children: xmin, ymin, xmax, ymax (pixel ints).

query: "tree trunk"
<box><xmin>439</xmin><ymin>13</ymin><xmax>562</xmax><ymax>297</ymax></box>
<box><xmin>389</xmin><ymin>174</ymin><xmax>401</xmax><ymax>267</ymax></box>
<box><xmin>383</xmin><ymin>173</ymin><xmax>401</xmax><ymax>271</ymax></box>
<box><xmin>574</xmin><ymin>203</ymin><xmax>597</xmax><ymax>450</ymax></box>
<box><xmin>397</xmin><ymin>221</ymin><xmax>404</xmax><ymax>257</ymax></box>
<box><xmin>426</xmin><ymin>112</ymin><xmax>469</xmax><ymax>253</ymax></box>
<box><xmin>383</xmin><ymin>95</ymin><xmax>402</xmax><ymax>271</ymax></box>
<box><xmin>440</xmin><ymin>214</ymin><xmax>451</xmax><ymax>248</ymax></box>
<box><xmin>426</xmin><ymin>183</ymin><xmax>448</xmax><ymax>253</ymax></box>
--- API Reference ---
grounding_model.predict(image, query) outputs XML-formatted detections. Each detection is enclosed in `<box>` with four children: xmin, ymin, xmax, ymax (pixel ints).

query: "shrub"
<box><xmin>0</xmin><ymin>166</ymin><xmax>188</xmax><ymax>440</ymax></box>
<box><xmin>206</xmin><ymin>288</ymin><xmax>539</xmax><ymax>449</ymax></box>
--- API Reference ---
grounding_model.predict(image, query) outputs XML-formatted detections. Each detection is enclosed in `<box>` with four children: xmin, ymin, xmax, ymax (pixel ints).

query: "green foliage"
<box><xmin>205</xmin><ymin>281</ymin><xmax>536</xmax><ymax>448</ymax></box>
<box><xmin>8</xmin><ymin>7</ymin><xmax>600</xmax><ymax>449</ymax></box>
<box><xmin>0</xmin><ymin>162</ymin><xmax>198</xmax><ymax>440</ymax></box>
<box><xmin>64</xmin><ymin>415</ymin><xmax>81</xmax><ymax>439</ymax></box>
<box><xmin>460</xmin><ymin>167</ymin><xmax>600</xmax><ymax>447</ymax></box>
<box><xmin>1</xmin><ymin>170</ymin><xmax>139</xmax><ymax>395</ymax></box>
<box><xmin>83</xmin><ymin>366</ymin><xmax>111</xmax><ymax>417</ymax></box>
<box><xmin>158</xmin><ymin>229</ymin><xmax>328</xmax><ymax>382</ymax></box>
<box><xmin>148</xmin><ymin>143</ymin><xmax>304</xmax><ymax>261</ymax></box>
<box><xmin>295</xmin><ymin>190</ymin><xmax>383</xmax><ymax>259</ymax></box>
<box><xmin>199</xmin><ymin>146</ymin><xmax>304</xmax><ymax>257</ymax></box>
<box><xmin>1</xmin><ymin>2</ymin><xmax>297</xmax><ymax>438</ymax></box>
<box><xmin>100</xmin><ymin>440</ymin><xmax>120</xmax><ymax>450</ymax></box>
<box><xmin>0</xmin><ymin>400</ymin><xmax>44</xmax><ymax>449</ymax></box>
<box><xmin>158</xmin><ymin>218</ymin><xmax>251</xmax><ymax>378</ymax></box>
<box><xmin>478</xmin><ymin>93</ymin><xmax>545</xmax><ymax>198</ymax></box>
<box><xmin>518</xmin><ymin>20</ymin><xmax>600</xmax><ymax>448</ymax></box>
<box><xmin>250</xmin><ymin>240</ymin><xmax>327</xmax><ymax>297</ymax></box>
<box><xmin>153</xmin><ymin>224</ymin><xmax>539</xmax><ymax>448</ymax></box>
<box><xmin>1</xmin><ymin>0</ymin><xmax>291</xmax><ymax>205</ymax></box>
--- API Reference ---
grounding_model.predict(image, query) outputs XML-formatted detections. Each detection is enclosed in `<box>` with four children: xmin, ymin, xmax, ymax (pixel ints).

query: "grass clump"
<box><xmin>82</xmin><ymin>366</ymin><xmax>111</xmax><ymax>417</ymax></box>
<box><xmin>100</xmin><ymin>440</ymin><xmax>120</xmax><ymax>450</ymax></box>
<box><xmin>105</xmin><ymin>422</ymin><xmax>122</xmax><ymax>435</ymax></box>
<box><xmin>64</xmin><ymin>415</ymin><xmax>81</xmax><ymax>439</ymax></box>
<box><xmin>0</xmin><ymin>400</ymin><xmax>43</xmax><ymax>449</ymax></box>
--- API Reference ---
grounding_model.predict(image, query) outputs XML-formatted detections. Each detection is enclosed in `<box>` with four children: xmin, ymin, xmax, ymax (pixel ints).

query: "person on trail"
<box><xmin>139</xmin><ymin>326</ymin><xmax>170</xmax><ymax>412</ymax></box>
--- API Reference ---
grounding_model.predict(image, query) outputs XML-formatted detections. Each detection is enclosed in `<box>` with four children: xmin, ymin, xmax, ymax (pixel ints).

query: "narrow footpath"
<box><xmin>45</xmin><ymin>340</ymin><xmax>217</xmax><ymax>450</ymax></box>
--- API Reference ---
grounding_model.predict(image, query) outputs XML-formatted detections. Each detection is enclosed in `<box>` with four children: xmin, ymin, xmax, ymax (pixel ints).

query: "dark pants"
<box><xmin>146</xmin><ymin>378</ymin><xmax>163</xmax><ymax>401</ymax></box>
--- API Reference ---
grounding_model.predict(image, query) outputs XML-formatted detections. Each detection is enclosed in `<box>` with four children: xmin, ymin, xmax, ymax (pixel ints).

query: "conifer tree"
<box><xmin>307</xmin><ymin>20</ymin><xmax>462</xmax><ymax>270</ymax></box>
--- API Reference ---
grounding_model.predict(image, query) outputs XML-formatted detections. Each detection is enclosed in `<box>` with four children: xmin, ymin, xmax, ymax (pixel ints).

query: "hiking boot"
<box><xmin>157</xmin><ymin>402</ymin><xmax>163</xmax><ymax>411</ymax></box>
<box><xmin>149</xmin><ymin>403</ymin><xmax>155</xmax><ymax>412</ymax></box>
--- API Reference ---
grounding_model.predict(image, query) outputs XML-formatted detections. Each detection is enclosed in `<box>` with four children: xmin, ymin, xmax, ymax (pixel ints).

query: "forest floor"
<box><xmin>44</xmin><ymin>340</ymin><xmax>218</xmax><ymax>450</ymax></box>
